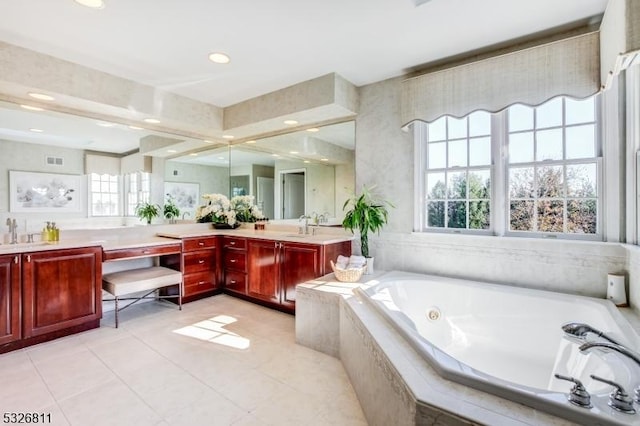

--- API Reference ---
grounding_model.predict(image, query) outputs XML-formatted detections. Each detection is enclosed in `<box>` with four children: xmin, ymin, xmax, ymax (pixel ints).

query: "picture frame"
<box><xmin>9</xmin><ymin>170</ymin><xmax>83</xmax><ymax>213</ymax></box>
<box><xmin>164</xmin><ymin>182</ymin><xmax>199</xmax><ymax>219</ymax></box>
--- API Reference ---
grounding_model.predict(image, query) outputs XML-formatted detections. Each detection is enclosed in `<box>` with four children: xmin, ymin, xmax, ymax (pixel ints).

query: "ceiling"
<box><xmin>0</xmin><ymin>0</ymin><xmax>608</xmax><ymax>108</ymax></box>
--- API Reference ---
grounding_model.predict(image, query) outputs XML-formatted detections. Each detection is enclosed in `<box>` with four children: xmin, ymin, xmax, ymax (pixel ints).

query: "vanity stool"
<box><xmin>102</xmin><ymin>266</ymin><xmax>183</xmax><ymax>328</ymax></box>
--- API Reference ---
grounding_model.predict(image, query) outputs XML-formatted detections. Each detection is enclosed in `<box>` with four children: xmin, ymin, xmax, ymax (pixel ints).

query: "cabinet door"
<box><xmin>280</xmin><ymin>243</ymin><xmax>320</xmax><ymax>309</ymax></box>
<box><xmin>0</xmin><ymin>255</ymin><xmax>20</xmax><ymax>345</ymax></box>
<box><xmin>22</xmin><ymin>247</ymin><xmax>102</xmax><ymax>338</ymax></box>
<box><xmin>247</xmin><ymin>239</ymin><xmax>279</xmax><ymax>303</ymax></box>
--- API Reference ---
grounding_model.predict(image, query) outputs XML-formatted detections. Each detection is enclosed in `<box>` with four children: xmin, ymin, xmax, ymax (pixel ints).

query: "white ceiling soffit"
<box><xmin>0</xmin><ymin>0</ymin><xmax>608</xmax><ymax>108</ymax></box>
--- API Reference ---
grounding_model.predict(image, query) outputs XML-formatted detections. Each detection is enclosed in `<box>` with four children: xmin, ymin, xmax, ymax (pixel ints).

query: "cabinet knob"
<box><xmin>230</xmin><ymin>280</ymin><xmax>236</xmax><ymax>284</ymax></box>
<box><xmin>198</xmin><ymin>259</ymin><xmax>205</xmax><ymax>264</ymax></box>
<box><xmin>198</xmin><ymin>241</ymin><xmax>205</xmax><ymax>246</ymax></box>
<box><xmin>230</xmin><ymin>259</ymin><xmax>237</xmax><ymax>263</ymax></box>
<box><xmin>14</xmin><ymin>255</ymin><xmax>18</xmax><ymax>264</ymax></box>
<box><xmin>198</xmin><ymin>281</ymin><xmax>206</xmax><ymax>285</ymax></box>
<box><xmin>26</xmin><ymin>255</ymin><xmax>31</xmax><ymax>263</ymax></box>
<box><xmin>230</xmin><ymin>241</ymin><xmax>236</xmax><ymax>245</ymax></box>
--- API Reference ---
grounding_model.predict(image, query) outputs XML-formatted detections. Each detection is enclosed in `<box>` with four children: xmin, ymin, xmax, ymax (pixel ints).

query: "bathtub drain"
<box><xmin>426</xmin><ymin>307</ymin><xmax>441</xmax><ymax>321</ymax></box>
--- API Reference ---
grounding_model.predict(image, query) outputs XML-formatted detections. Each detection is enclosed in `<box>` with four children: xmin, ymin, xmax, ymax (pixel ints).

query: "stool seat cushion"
<box><xmin>103</xmin><ymin>266</ymin><xmax>182</xmax><ymax>296</ymax></box>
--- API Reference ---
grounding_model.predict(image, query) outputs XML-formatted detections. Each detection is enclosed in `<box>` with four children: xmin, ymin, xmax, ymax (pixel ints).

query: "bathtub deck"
<box><xmin>296</xmin><ymin>271</ymin><xmax>587</xmax><ymax>426</ymax></box>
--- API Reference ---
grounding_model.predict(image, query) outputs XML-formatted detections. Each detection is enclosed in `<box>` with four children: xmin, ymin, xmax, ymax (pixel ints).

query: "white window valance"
<box><xmin>85</xmin><ymin>153</ymin><xmax>121</xmax><ymax>175</ymax></box>
<box><xmin>401</xmin><ymin>31</ymin><xmax>600</xmax><ymax>126</ymax></box>
<box><xmin>600</xmin><ymin>0</ymin><xmax>640</xmax><ymax>88</ymax></box>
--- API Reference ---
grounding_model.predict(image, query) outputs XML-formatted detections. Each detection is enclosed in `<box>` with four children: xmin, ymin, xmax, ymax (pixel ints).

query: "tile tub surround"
<box><xmin>0</xmin><ymin>295</ymin><xmax>367</xmax><ymax>426</ymax></box>
<box><xmin>296</xmin><ymin>273</ymin><xmax>640</xmax><ymax>426</ymax></box>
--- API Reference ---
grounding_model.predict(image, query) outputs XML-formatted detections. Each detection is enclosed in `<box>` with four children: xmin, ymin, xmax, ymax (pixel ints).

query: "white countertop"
<box><xmin>0</xmin><ymin>223</ymin><xmax>353</xmax><ymax>256</ymax></box>
<box><xmin>157</xmin><ymin>228</ymin><xmax>354</xmax><ymax>245</ymax></box>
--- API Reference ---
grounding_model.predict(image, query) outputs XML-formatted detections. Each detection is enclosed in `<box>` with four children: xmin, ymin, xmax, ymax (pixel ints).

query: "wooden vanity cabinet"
<box><xmin>0</xmin><ymin>254</ymin><xmax>21</xmax><ymax>345</ymax></box>
<box><xmin>222</xmin><ymin>236</ymin><xmax>247</xmax><ymax>296</ymax></box>
<box><xmin>245</xmin><ymin>239</ymin><xmax>351</xmax><ymax>313</ymax></box>
<box><xmin>22</xmin><ymin>247</ymin><xmax>102</xmax><ymax>339</ymax></box>
<box><xmin>161</xmin><ymin>236</ymin><xmax>219</xmax><ymax>302</ymax></box>
<box><xmin>246</xmin><ymin>239</ymin><xmax>280</xmax><ymax>303</ymax></box>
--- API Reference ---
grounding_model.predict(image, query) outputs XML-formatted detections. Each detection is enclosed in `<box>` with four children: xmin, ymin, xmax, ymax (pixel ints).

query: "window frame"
<box><xmin>88</xmin><ymin>173</ymin><xmax>121</xmax><ymax>217</ymax></box>
<box><xmin>419</xmin><ymin>112</ymin><xmax>494</xmax><ymax>235</ymax></box>
<box><xmin>124</xmin><ymin>171</ymin><xmax>151</xmax><ymax>217</ymax></box>
<box><xmin>414</xmin><ymin>94</ymin><xmax>603</xmax><ymax>241</ymax></box>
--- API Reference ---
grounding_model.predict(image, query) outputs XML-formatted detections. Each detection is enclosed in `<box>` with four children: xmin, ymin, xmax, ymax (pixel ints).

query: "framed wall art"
<box><xmin>9</xmin><ymin>170</ymin><xmax>83</xmax><ymax>213</ymax></box>
<box><xmin>164</xmin><ymin>181</ymin><xmax>199</xmax><ymax>218</ymax></box>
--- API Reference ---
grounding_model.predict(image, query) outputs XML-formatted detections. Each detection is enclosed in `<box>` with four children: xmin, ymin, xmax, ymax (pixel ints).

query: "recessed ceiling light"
<box><xmin>271</xmin><ymin>154</ymin><xmax>280</xmax><ymax>157</ymax></box>
<box><xmin>303</xmin><ymin>160</ymin><xmax>311</xmax><ymax>163</ymax></box>
<box><xmin>129</xmin><ymin>125</ymin><xmax>143</xmax><ymax>130</ymax></box>
<box><xmin>284</xmin><ymin>120</ymin><xmax>298</xmax><ymax>125</ymax></box>
<box><xmin>29</xmin><ymin>128</ymin><xmax>43</xmax><ymax>133</ymax></box>
<box><xmin>167</xmin><ymin>149</ymin><xmax>177</xmax><ymax>153</ymax></box>
<box><xmin>217</xmin><ymin>156</ymin><xmax>225</xmax><ymax>160</ymax></box>
<box><xmin>306</xmin><ymin>128</ymin><xmax>320</xmax><ymax>132</ymax></box>
<box><xmin>222</xmin><ymin>135</ymin><xmax>235</xmax><ymax>139</ymax></box>
<box><xmin>190</xmin><ymin>153</ymin><xmax>198</xmax><ymax>157</ymax></box>
<box><xmin>28</xmin><ymin>92</ymin><xmax>55</xmax><ymax>101</ymax></box>
<box><xmin>20</xmin><ymin>105</ymin><xmax>44</xmax><ymax>111</ymax></box>
<box><xmin>290</xmin><ymin>151</ymin><xmax>299</xmax><ymax>154</ymax></box>
<box><xmin>208</xmin><ymin>52</ymin><xmax>230</xmax><ymax>64</ymax></box>
<box><xmin>96</xmin><ymin>122</ymin><xmax>114</xmax><ymax>127</ymax></box>
<box><xmin>204</xmin><ymin>139</ymin><xmax>214</xmax><ymax>144</ymax></box>
<box><xmin>73</xmin><ymin>0</ymin><xmax>105</xmax><ymax>9</ymax></box>
<box><xmin>143</xmin><ymin>118</ymin><xmax>161</xmax><ymax>124</ymax></box>
<box><xmin>320</xmin><ymin>158</ymin><xmax>329</xmax><ymax>162</ymax></box>
<box><xmin>245</xmin><ymin>140</ymin><xmax>256</xmax><ymax>144</ymax></box>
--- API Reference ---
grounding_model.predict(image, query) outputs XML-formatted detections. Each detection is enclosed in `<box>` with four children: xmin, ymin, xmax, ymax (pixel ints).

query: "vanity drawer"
<box><xmin>183</xmin><ymin>271</ymin><xmax>216</xmax><ymax>296</ymax></box>
<box><xmin>183</xmin><ymin>236</ymin><xmax>217</xmax><ymax>252</ymax></box>
<box><xmin>183</xmin><ymin>250</ymin><xmax>216</xmax><ymax>273</ymax></box>
<box><xmin>103</xmin><ymin>243</ymin><xmax>181</xmax><ymax>261</ymax></box>
<box><xmin>222</xmin><ymin>236</ymin><xmax>246</xmax><ymax>250</ymax></box>
<box><xmin>223</xmin><ymin>251</ymin><xmax>246</xmax><ymax>271</ymax></box>
<box><xmin>224</xmin><ymin>269</ymin><xmax>246</xmax><ymax>294</ymax></box>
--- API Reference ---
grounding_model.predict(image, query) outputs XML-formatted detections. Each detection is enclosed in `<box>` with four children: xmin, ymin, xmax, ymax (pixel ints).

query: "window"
<box><xmin>424</xmin><ymin>111</ymin><xmax>492</xmax><ymax>231</ymax></box>
<box><xmin>125</xmin><ymin>172</ymin><xmax>150</xmax><ymax>216</ymax></box>
<box><xmin>90</xmin><ymin>173</ymin><xmax>120</xmax><ymax>216</ymax></box>
<box><xmin>507</xmin><ymin>97</ymin><xmax>598</xmax><ymax>235</ymax></box>
<box><xmin>417</xmin><ymin>95</ymin><xmax>601</xmax><ymax>238</ymax></box>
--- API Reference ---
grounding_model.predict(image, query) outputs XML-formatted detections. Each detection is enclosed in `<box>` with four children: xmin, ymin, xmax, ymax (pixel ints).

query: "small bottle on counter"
<box><xmin>52</xmin><ymin>222</ymin><xmax>60</xmax><ymax>242</ymax></box>
<box><xmin>42</xmin><ymin>222</ymin><xmax>50</xmax><ymax>242</ymax></box>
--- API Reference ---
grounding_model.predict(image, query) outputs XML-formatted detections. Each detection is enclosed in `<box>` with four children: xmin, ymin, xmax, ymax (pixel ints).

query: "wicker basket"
<box><xmin>330</xmin><ymin>260</ymin><xmax>366</xmax><ymax>282</ymax></box>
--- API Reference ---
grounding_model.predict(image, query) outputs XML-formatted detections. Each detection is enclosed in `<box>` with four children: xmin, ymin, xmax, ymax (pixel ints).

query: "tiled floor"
<box><xmin>1</xmin><ymin>295</ymin><xmax>368</xmax><ymax>426</ymax></box>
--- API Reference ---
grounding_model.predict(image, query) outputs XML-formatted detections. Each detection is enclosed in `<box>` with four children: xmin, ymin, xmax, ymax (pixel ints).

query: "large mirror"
<box><xmin>171</xmin><ymin>121</ymin><xmax>355</xmax><ymax>223</ymax></box>
<box><xmin>0</xmin><ymin>98</ymin><xmax>354</xmax><ymax>225</ymax></box>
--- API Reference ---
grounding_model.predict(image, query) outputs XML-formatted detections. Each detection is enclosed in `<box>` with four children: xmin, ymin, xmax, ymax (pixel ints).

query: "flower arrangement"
<box><xmin>195</xmin><ymin>193</ymin><xmax>237</xmax><ymax>226</ymax></box>
<box><xmin>231</xmin><ymin>195</ymin><xmax>265</xmax><ymax>223</ymax></box>
<box><xmin>195</xmin><ymin>194</ymin><xmax>265</xmax><ymax>226</ymax></box>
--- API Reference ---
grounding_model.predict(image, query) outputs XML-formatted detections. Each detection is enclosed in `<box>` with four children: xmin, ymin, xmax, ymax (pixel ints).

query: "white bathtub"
<box><xmin>356</xmin><ymin>271</ymin><xmax>640</xmax><ymax>426</ymax></box>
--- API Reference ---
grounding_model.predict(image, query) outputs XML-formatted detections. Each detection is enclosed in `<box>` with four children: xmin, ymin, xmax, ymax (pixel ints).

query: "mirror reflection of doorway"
<box><xmin>256</xmin><ymin>176</ymin><xmax>274</xmax><ymax>219</ymax></box>
<box><xmin>281</xmin><ymin>170</ymin><xmax>305</xmax><ymax>219</ymax></box>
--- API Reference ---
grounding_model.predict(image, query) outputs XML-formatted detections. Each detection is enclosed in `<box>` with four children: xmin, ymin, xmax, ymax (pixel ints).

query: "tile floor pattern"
<box><xmin>0</xmin><ymin>295</ymin><xmax>368</xmax><ymax>426</ymax></box>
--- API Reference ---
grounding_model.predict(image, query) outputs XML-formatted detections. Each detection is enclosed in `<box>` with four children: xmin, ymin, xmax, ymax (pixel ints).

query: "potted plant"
<box><xmin>342</xmin><ymin>185</ymin><xmax>393</xmax><ymax>274</ymax></box>
<box><xmin>135</xmin><ymin>201</ymin><xmax>160</xmax><ymax>225</ymax></box>
<box><xmin>163</xmin><ymin>195</ymin><xmax>181</xmax><ymax>223</ymax></box>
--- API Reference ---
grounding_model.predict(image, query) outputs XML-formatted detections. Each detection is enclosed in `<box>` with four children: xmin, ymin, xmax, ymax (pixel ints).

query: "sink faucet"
<box><xmin>299</xmin><ymin>215</ymin><xmax>310</xmax><ymax>234</ymax></box>
<box><xmin>6</xmin><ymin>218</ymin><xmax>18</xmax><ymax>244</ymax></box>
<box><xmin>182</xmin><ymin>212</ymin><xmax>191</xmax><ymax>220</ymax></box>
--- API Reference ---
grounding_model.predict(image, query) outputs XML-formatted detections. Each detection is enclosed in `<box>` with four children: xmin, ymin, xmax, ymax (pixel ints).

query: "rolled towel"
<box><xmin>347</xmin><ymin>255</ymin><xmax>367</xmax><ymax>268</ymax></box>
<box><xmin>336</xmin><ymin>255</ymin><xmax>350</xmax><ymax>268</ymax></box>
